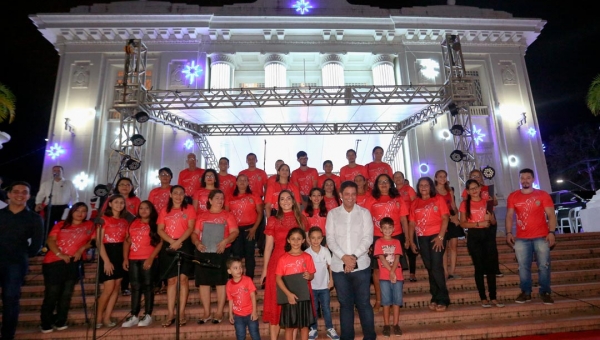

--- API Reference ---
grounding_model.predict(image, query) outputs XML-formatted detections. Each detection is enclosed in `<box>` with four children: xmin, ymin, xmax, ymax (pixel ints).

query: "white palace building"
<box><xmin>31</xmin><ymin>0</ymin><xmax>548</xmax><ymax>207</ymax></box>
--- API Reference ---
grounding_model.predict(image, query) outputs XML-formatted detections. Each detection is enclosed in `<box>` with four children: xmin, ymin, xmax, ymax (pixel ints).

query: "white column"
<box><xmin>210</xmin><ymin>54</ymin><xmax>234</xmax><ymax>89</ymax></box>
<box><xmin>321</xmin><ymin>54</ymin><xmax>344</xmax><ymax>87</ymax></box>
<box><xmin>264</xmin><ymin>54</ymin><xmax>288</xmax><ymax>88</ymax></box>
<box><xmin>372</xmin><ymin>54</ymin><xmax>395</xmax><ymax>86</ymax></box>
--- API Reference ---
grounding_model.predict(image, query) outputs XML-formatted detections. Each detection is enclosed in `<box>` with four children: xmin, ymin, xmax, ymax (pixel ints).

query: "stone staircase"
<box><xmin>6</xmin><ymin>232</ymin><xmax>600</xmax><ymax>339</ymax></box>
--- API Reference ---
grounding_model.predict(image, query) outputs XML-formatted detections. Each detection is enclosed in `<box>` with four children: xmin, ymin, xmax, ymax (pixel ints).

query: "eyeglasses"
<box><xmin>159</xmin><ymin>173</ymin><xmax>171</xmax><ymax>177</ymax></box>
<box><xmin>378</xmin><ymin>180</ymin><xmax>390</xmax><ymax>184</ymax></box>
<box><xmin>205</xmin><ymin>174</ymin><xmax>215</xmax><ymax>178</ymax></box>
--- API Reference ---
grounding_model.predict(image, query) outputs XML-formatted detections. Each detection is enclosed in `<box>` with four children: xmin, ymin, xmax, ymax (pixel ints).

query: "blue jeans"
<box><xmin>417</xmin><ymin>235</ymin><xmax>450</xmax><ymax>306</ymax></box>
<box><xmin>514</xmin><ymin>237</ymin><xmax>551</xmax><ymax>294</ymax></box>
<box><xmin>332</xmin><ymin>268</ymin><xmax>376</xmax><ymax>340</ymax></box>
<box><xmin>310</xmin><ymin>288</ymin><xmax>333</xmax><ymax>330</ymax></box>
<box><xmin>0</xmin><ymin>261</ymin><xmax>27</xmax><ymax>340</ymax></box>
<box><xmin>233</xmin><ymin>314</ymin><xmax>260</xmax><ymax>340</ymax></box>
<box><xmin>379</xmin><ymin>280</ymin><xmax>403</xmax><ymax>306</ymax></box>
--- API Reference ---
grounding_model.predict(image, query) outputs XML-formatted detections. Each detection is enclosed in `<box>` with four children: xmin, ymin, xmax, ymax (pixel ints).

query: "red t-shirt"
<box><xmin>219</xmin><ymin>174</ymin><xmax>237</xmax><ymax>198</ymax></box>
<box><xmin>323</xmin><ymin>196</ymin><xmax>340</xmax><ymax>212</ymax></box>
<box><xmin>264</xmin><ymin>182</ymin><xmax>302</xmax><ymax>211</ymax></box>
<box><xmin>366</xmin><ymin>162</ymin><xmax>394</xmax><ymax>190</ymax></box>
<box><xmin>267</xmin><ymin>175</ymin><xmax>277</xmax><ymax>186</ymax></box>
<box><xmin>302</xmin><ymin>211</ymin><xmax>327</xmax><ymax>236</ymax></box>
<box><xmin>148</xmin><ymin>186</ymin><xmax>171</xmax><ymax>213</ymax></box>
<box><xmin>461</xmin><ymin>185</ymin><xmax>491</xmax><ymax>201</ymax></box>
<box><xmin>226</xmin><ymin>275</ymin><xmax>257</xmax><ymax>317</ymax></box>
<box><xmin>398</xmin><ymin>185</ymin><xmax>417</xmax><ymax>205</ymax></box>
<box><xmin>194</xmin><ymin>210</ymin><xmax>239</xmax><ymax>248</ymax></box>
<box><xmin>101</xmin><ymin>196</ymin><xmax>141</xmax><ymax>216</ymax></box>
<box><xmin>339</xmin><ymin>164</ymin><xmax>369</xmax><ymax>183</ymax></box>
<box><xmin>459</xmin><ymin>199</ymin><xmax>488</xmax><ymax>224</ymax></box>
<box><xmin>409</xmin><ymin>196</ymin><xmax>450</xmax><ymax>237</ymax></box>
<box><xmin>127</xmin><ymin>219</ymin><xmax>158</xmax><ymax>260</ymax></box>
<box><xmin>158</xmin><ymin>205</ymin><xmax>197</xmax><ymax>239</ymax></box>
<box><xmin>291</xmin><ymin>167</ymin><xmax>319</xmax><ymax>197</ymax></box>
<box><xmin>102</xmin><ymin>216</ymin><xmax>129</xmax><ymax>243</ymax></box>
<box><xmin>44</xmin><ymin>221</ymin><xmax>95</xmax><ymax>264</ymax></box>
<box><xmin>177</xmin><ymin>168</ymin><xmax>205</xmax><ymax>197</ymax></box>
<box><xmin>193</xmin><ymin>187</ymin><xmax>230</xmax><ymax>213</ymax></box>
<box><xmin>317</xmin><ymin>174</ymin><xmax>341</xmax><ymax>190</ymax></box>
<box><xmin>507</xmin><ymin>189</ymin><xmax>554</xmax><ymax>239</ymax></box>
<box><xmin>438</xmin><ymin>190</ymin><xmax>456</xmax><ymax>213</ymax></box>
<box><xmin>239</xmin><ymin>168</ymin><xmax>268</xmax><ymax>198</ymax></box>
<box><xmin>229</xmin><ymin>193</ymin><xmax>262</xmax><ymax>226</ymax></box>
<box><xmin>365</xmin><ymin>195</ymin><xmax>409</xmax><ymax>237</ymax></box>
<box><xmin>374</xmin><ymin>238</ymin><xmax>403</xmax><ymax>281</ymax></box>
<box><xmin>356</xmin><ymin>192</ymin><xmax>371</xmax><ymax>208</ymax></box>
<box><xmin>275</xmin><ymin>252</ymin><xmax>316</xmax><ymax>277</ymax></box>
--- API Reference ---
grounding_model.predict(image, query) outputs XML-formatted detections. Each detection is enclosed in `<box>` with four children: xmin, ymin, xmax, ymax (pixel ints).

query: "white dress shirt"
<box><xmin>35</xmin><ymin>177</ymin><xmax>78</xmax><ymax>206</ymax></box>
<box><xmin>326</xmin><ymin>203</ymin><xmax>373</xmax><ymax>273</ymax></box>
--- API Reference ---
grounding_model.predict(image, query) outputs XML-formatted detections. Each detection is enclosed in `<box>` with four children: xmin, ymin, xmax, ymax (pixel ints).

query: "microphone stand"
<box><xmin>43</xmin><ymin>175</ymin><xmax>57</xmax><ymax>247</ymax></box>
<box><xmin>91</xmin><ymin>195</ymin><xmax>109</xmax><ymax>340</ymax></box>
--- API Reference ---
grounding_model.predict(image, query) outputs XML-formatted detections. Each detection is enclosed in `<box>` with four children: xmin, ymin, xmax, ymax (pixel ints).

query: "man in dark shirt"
<box><xmin>0</xmin><ymin>181</ymin><xmax>44</xmax><ymax>340</ymax></box>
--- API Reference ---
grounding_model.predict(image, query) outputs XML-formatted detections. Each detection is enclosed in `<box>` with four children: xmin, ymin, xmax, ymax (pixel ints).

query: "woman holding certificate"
<box><xmin>192</xmin><ymin>189</ymin><xmax>239</xmax><ymax>325</ymax></box>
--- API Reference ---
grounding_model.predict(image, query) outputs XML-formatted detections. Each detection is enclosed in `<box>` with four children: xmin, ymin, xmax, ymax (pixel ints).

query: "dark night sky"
<box><xmin>1</xmin><ymin>0</ymin><xmax>599</xmax><ymax>192</ymax></box>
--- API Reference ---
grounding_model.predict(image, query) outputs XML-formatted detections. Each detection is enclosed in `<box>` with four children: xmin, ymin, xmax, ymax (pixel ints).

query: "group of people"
<box><xmin>0</xmin><ymin>145</ymin><xmax>557</xmax><ymax>340</ymax></box>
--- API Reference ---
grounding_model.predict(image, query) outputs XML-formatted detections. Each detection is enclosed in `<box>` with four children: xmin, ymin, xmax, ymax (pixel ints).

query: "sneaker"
<box><xmin>382</xmin><ymin>325</ymin><xmax>391</xmax><ymax>337</ymax></box>
<box><xmin>40</xmin><ymin>326</ymin><xmax>53</xmax><ymax>334</ymax></box>
<box><xmin>121</xmin><ymin>289</ymin><xmax>131</xmax><ymax>296</ymax></box>
<box><xmin>541</xmin><ymin>292</ymin><xmax>554</xmax><ymax>305</ymax></box>
<box><xmin>393</xmin><ymin>325</ymin><xmax>402</xmax><ymax>336</ymax></box>
<box><xmin>54</xmin><ymin>323</ymin><xmax>69</xmax><ymax>331</ymax></box>
<box><xmin>122</xmin><ymin>315</ymin><xmax>139</xmax><ymax>328</ymax></box>
<box><xmin>308</xmin><ymin>328</ymin><xmax>318</xmax><ymax>340</ymax></box>
<box><xmin>515</xmin><ymin>292</ymin><xmax>532</xmax><ymax>304</ymax></box>
<box><xmin>496</xmin><ymin>272</ymin><xmax>504</xmax><ymax>277</ymax></box>
<box><xmin>327</xmin><ymin>328</ymin><xmax>340</xmax><ymax>340</ymax></box>
<box><xmin>138</xmin><ymin>314</ymin><xmax>152</xmax><ymax>327</ymax></box>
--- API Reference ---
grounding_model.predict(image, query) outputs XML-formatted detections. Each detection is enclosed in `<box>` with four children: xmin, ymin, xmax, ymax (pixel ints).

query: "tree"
<box><xmin>587</xmin><ymin>74</ymin><xmax>600</xmax><ymax>116</ymax></box>
<box><xmin>0</xmin><ymin>82</ymin><xmax>16</xmax><ymax>124</ymax></box>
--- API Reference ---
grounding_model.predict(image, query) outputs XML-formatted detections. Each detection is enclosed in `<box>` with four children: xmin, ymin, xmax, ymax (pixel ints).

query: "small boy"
<box><xmin>305</xmin><ymin>227</ymin><xmax>340</xmax><ymax>340</ymax></box>
<box><xmin>226</xmin><ymin>257</ymin><xmax>260</xmax><ymax>340</ymax></box>
<box><xmin>373</xmin><ymin>217</ymin><xmax>404</xmax><ymax>337</ymax></box>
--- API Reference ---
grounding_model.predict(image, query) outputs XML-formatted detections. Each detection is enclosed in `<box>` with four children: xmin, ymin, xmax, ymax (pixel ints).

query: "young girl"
<box><xmin>122</xmin><ymin>201</ymin><xmax>163</xmax><ymax>327</ymax></box>
<box><xmin>303</xmin><ymin>188</ymin><xmax>327</xmax><ymax>243</ymax></box>
<box><xmin>434</xmin><ymin>169</ymin><xmax>462</xmax><ymax>280</ymax></box>
<box><xmin>276</xmin><ymin>227</ymin><xmax>316</xmax><ymax>340</ymax></box>
<box><xmin>322</xmin><ymin>179</ymin><xmax>340</xmax><ymax>212</ymax></box>
<box><xmin>305</xmin><ymin>227</ymin><xmax>338</xmax><ymax>340</ymax></box>
<box><xmin>97</xmin><ymin>194</ymin><xmax>129</xmax><ymax>328</ymax></box>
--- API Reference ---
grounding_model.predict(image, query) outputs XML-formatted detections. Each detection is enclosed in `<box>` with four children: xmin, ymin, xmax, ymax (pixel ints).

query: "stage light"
<box><xmin>450</xmin><ymin>150</ymin><xmax>465</xmax><ymax>162</ymax></box>
<box><xmin>134</xmin><ymin>111</ymin><xmax>150</xmax><ymax>123</ymax></box>
<box><xmin>439</xmin><ymin>129</ymin><xmax>451</xmax><ymax>140</ymax></box>
<box><xmin>450</xmin><ymin>124</ymin><xmax>464</xmax><ymax>136</ymax></box>
<box><xmin>508</xmin><ymin>155</ymin><xmax>518</xmax><ymax>167</ymax></box>
<box><xmin>125</xmin><ymin>158</ymin><xmax>142</xmax><ymax>170</ymax></box>
<box><xmin>94</xmin><ymin>184</ymin><xmax>110</xmax><ymax>197</ymax></box>
<box><xmin>419</xmin><ymin>163</ymin><xmax>430</xmax><ymax>174</ymax></box>
<box><xmin>482</xmin><ymin>166</ymin><xmax>496</xmax><ymax>180</ymax></box>
<box><xmin>447</xmin><ymin>102</ymin><xmax>459</xmax><ymax>116</ymax></box>
<box><xmin>450</xmin><ymin>35</ymin><xmax>461</xmax><ymax>51</ymax></box>
<box><xmin>130</xmin><ymin>134</ymin><xmax>146</xmax><ymax>146</ymax></box>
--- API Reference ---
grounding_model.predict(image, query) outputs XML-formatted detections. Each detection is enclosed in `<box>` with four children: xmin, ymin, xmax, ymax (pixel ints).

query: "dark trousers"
<box><xmin>467</xmin><ymin>228</ymin><xmax>498</xmax><ymax>300</ymax></box>
<box><xmin>417</xmin><ymin>235</ymin><xmax>450</xmax><ymax>306</ymax></box>
<box><xmin>231</xmin><ymin>225</ymin><xmax>257</xmax><ymax>279</ymax></box>
<box><xmin>40</xmin><ymin>279</ymin><xmax>76</xmax><ymax>328</ymax></box>
<box><xmin>332</xmin><ymin>268</ymin><xmax>376</xmax><ymax>340</ymax></box>
<box><xmin>0</xmin><ymin>261</ymin><xmax>28</xmax><ymax>340</ymax></box>
<box><xmin>128</xmin><ymin>259</ymin><xmax>156</xmax><ymax>316</ymax></box>
<box><xmin>489</xmin><ymin>224</ymin><xmax>501</xmax><ymax>274</ymax></box>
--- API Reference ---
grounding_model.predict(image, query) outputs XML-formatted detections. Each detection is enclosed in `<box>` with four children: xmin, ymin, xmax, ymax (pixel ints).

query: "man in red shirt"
<box><xmin>340</xmin><ymin>149</ymin><xmax>368</xmax><ymax>183</ymax></box>
<box><xmin>505</xmin><ymin>168</ymin><xmax>556</xmax><ymax>305</ymax></box>
<box><xmin>238</xmin><ymin>153</ymin><xmax>269</xmax><ymax>256</ymax></box>
<box><xmin>291</xmin><ymin>151</ymin><xmax>318</xmax><ymax>204</ymax></box>
<box><xmin>366</xmin><ymin>146</ymin><xmax>393</xmax><ymax>190</ymax></box>
<box><xmin>218</xmin><ymin>157</ymin><xmax>237</xmax><ymax>198</ymax></box>
<box><xmin>177</xmin><ymin>153</ymin><xmax>204</xmax><ymax>202</ymax></box>
<box><xmin>317</xmin><ymin>160</ymin><xmax>341</xmax><ymax>189</ymax></box>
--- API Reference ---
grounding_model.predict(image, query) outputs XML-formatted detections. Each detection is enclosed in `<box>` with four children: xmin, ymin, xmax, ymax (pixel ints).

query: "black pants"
<box><xmin>231</xmin><ymin>225</ymin><xmax>257</xmax><ymax>279</ymax></box>
<box><xmin>417</xmin><ymin>235</ymin><xmax>450</xmax><ymax>306</ymax></box>
<box><xmin>467</xmin><ymin>228</ymin><xmax>498</xmax><ymax>300</ymax></box>
<box><xmin>40</xmin><ymin>260</ymin><xmax>79</xmax><ymax>329</ymax></box>
<box><xmin>128</xmin><ymin>259</ymin><xmax>156</xmax><ymax>316</ymax></box>
<box><xmin>489</xmin><ymin>223</ymin><xmax>501</xmax><ymax>274</ymax></box>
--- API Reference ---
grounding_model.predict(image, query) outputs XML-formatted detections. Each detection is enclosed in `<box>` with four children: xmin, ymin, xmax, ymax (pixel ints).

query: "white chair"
<box><xmin>557</xmin><ymin>209</ymin><xmax>573</xmax><ymax>234</ymax></box>
<box><xmin>568</xmin><ymin>207</ymin><xmax>583</xmax><ymax>233</ymax></box>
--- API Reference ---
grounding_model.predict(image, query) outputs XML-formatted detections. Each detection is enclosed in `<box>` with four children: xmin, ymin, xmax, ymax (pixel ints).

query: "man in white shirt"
<box><xmin>326</xmin><ymin>181</ymin><xmax>375</xmax><ymax>340</ymax></box>
<box><xmin>34</xmin><ymin>166</ymin><xmax>78</xmax><ymax>236</ymax></box>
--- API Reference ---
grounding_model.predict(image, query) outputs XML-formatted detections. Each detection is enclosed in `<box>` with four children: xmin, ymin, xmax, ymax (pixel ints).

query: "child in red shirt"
<box><xmin>226</xmin><ymin>257</ymin><xmax>260</xmax><ymax>340</ymax></box>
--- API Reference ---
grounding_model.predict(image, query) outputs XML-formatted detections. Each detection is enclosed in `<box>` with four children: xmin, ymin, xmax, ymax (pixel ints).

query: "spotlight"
<box><xmin>450</xmin><ymin>150</ymin><xmax>465</xmax><ymax>162</ymax></box>
<box><xmin>452</xmin><ymin>41</ymin><xmax>461</xmax><ymax>51</ymax></box>
<box><xmin>419</xmin><ymin>163</ymin><xmax>430</xmax><ymax>174</ymax></box>
<box><xmin>130</xmin><ymin>134</ymin><xmax>146</xmax><ymax>146</ymax></box>
<box><xmin>134</xmin><ymin>111</ymin><xmax>150</xmax><ymax>123</ymax></box>
<box><xmin>508</xmin><ymin>155</ymin><xmax>518</xmax><ymax>167</ymax></box>
<box><xmin>94</xmin><ymin>184</ymin><xmax>110</xmax><ymax>197</ymax></box>
<box><xmin>450</xmin><ymin>125</ymin><xmax>464</xmax><ymax>136</ymax></box>
<box><xmin>125</xmin><ymin>158</ymin><xmax>142</xmax><ymax>170</ymax></box>
<box><xmin>447</xmin><ymin>102</ymin><xmax>459</xmax><ymax>116</ymax></box>
<box><xmin>482</xmin><ymin>166</ymin><xmax>496</xmax><ymax>180</ymax></box>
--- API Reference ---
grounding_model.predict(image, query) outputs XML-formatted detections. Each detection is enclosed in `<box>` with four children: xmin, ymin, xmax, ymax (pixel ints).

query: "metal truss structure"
<box><xmin>441</xmin><ymin>34</ymin><xmax>478</xmax><ymax>184</ymax></box>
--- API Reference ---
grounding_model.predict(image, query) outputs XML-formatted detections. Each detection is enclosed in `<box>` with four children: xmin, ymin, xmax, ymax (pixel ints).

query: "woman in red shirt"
<box><xmin>97</xmin><ymin>194</ymin><xmax>129</xmax><ymax>327</ymax></box>
<box><xmin>122</xmin><ymin>201</ymin><xmax>163</xmax><ymax>327</ymax></box>
<box><xmin>40</xmin><ymin>202</ymin><xmax>94</xmax><ymax>333</ymax></box>
<box><xmin>192</xmin><ymin>189</ymin><xmax>239</xmax><ymax>324</ymax></box>
<box><xmin>112</xmin><ymin>177</ymin><xmax>141</xmax><ymax>217</ymax></box>
<box><xmin>434</xmin><ymin>170</ymin><xmax>463</xmax><ymax>280</ymax></box>
<box><xmin>393</xmin><ymin>171</ymin><xmax>418</xmax><ymax>282</ymax></box>
<box><xmin>459</xmin><ymin>180</ymin><xmax>503</xmax><ymax>308</ymax></box>
<box><xmin>259</xmin><ymin>190</ymin><xmax>308</xmax><ymax>340</ymax></box>
<box><xmin>264</xmin><ymin>164</ymin><xmax>301</xmax><ymax>218</ymax></box>
<box><xmin>157</xmin><ymin>185</ymin><xmax>196</xmax><ymax>327</ymax></box>
<box><xmin>148</xmin><ymin>167</ymin><xmax>173</xmax><ymax>213</ymax></box>
<box><xmin>354</xmin><ymin>174</ymin><xmax>371</xmax><ymax>207</ymax></box>
<box><xmin>303</xmin><ymin>188</ymin><xmax>327</xmax><ymax>240</ymax></box>
<box><xmin>229</xmin><ymin>174</ymin><xmax>264</xmax><ymax>280</ymax></box>
<box><xmin>409</xmin><ymin>177</ymin><xmax>450</xmax><ymax>312</ymax></box>
<box><xmin>193</xmin><ymin>169</ymin><xmax>227</xmax><ymax>213</ymax></box>
<box><xmin>322</xmin><ymin>178</ymin><xmax>340</xmax><ymax>212</ymax></box>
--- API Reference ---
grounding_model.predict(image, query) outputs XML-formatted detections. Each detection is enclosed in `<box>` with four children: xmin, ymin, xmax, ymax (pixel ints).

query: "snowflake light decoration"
<box><xmin>181</xmin><ymin>61</ymin><xmax>203</xmax><ymax>85</ymax></box>
<box><xmin>74</xmin><ymin>171</ymin><xmax>90</xmax><ymax>191</ymax></box>
<box><xmin>184</xmin><ymin>139</ymin><xmax>194</xmax><ymax>150</ymax></box>
<box><xmin>293</xmin><ymin>0</ymin><xmax>313</xmax><ymax>15</ymax></box>
<box><xmin>527</xmin><ymin>127</ymin><xmax>537</xmax><ymax>137</ymax></box>
<box><xmin>46</xmin><ymin>143</ymin><xmax>65</xmax><ymax>160</ymax></box>
<box><xmin>419</xmin><ymin>59</ymin><xmax>440</xmax><ymax>80</ymax></box>
<box><xmin>472</xmin><ymin>125</ymin><xmax>486</xmax><ymax>146</ymax></box>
